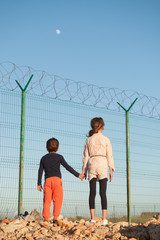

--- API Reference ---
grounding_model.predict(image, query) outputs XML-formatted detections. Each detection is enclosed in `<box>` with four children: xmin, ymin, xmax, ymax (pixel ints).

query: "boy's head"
<box><xmin>46</xmin><ymin>138</ymin><xmax>59</xmax><ymax>152</ymax></box>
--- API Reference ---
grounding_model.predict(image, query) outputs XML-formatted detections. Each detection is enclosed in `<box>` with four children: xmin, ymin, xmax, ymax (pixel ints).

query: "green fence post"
<box><xmin>16</xmin><ymin>75</ymin><xmax>33</xmax><ymax>215</ymax></box>
<box><xmin>154</xmin><ymin>205</ymin><xmax>156</xmax><ymax>213</ymax></box>
<box><xmin>113</xmin><ymin>205</ymin><xmax>115</xmax><ymax>218</ymax></box>
<box><xmin>75</xmin><ymin>206</ymin><xmax>78</xmax><ymax>217</ymax></box>
<box><xmin>133</xmin><ymin>205</ymin><xmax>135</xmax><ymax>217</ymax></box>
<box><xmin>117</xmin><ymin>98</ymin><xmax>138</xmax><ymax>223</ymax></box>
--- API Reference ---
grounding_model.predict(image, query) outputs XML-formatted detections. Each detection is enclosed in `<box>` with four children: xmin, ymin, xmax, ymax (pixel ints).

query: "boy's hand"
<box><xmin>37</xmin><ymin>185</ymin><xmax>43</xmax><ymax>191</ymax></box>
<box><xmin>79</xmin><ymin>174</ymin><xmax>85</xmax><ymax>181</ymax></box>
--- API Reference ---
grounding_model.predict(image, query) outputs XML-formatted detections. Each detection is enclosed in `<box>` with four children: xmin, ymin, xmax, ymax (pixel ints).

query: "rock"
<box><xmin>95</xmin><ymin>217</ymin><xmax>102</xmax><ymax>221</ymax></box>
<box><xmin>51</xmin><ymin>226</ymin><xmax>61</xmax><ymax>232</ymax></box>
<box><xmin>65</xmin><ymin>222</ymin><xmax>74</xmax><ymax>229</ymax></box>
<box><xmin>120</xmin><ymin>236</ymin><xmax>128</xmax><ymax>240</ymax></box>
<box><xmin>1</xmin><ymin>219</ymin><xmax>26</xmax><ymax>234</ymax></box>
<box><xmin>1</xmin><ymin>219</ymin><xmax>13</xmax><ymax>224</ymax></box>
<box><xmin>112</xmin><ymin>232</ymin><xmax>121</xmax><ymax>239</ymax></box>
<box><xmin>74</xmin><ymin>228</ymin><xmax>81</xmax><ymax>235</ymax></box>
<box><xmin>156</xmin><ymin>214</ymin><xmax>160</xmax><ymax>221</ymax></box>
<box><xmin>57</xmin><ymin>219</ymin><xmax>65</xmax><ymax>227</ymax></box>
<box><xmin>113</xmin><ymin>223</ymin><xmax>121</xmax><ymax>232</ymax></box>
<box><xmin>57</xmin><ymin>214</ymin><xmax>64</xmax><ymax>220</ymax></box>
<box><xmin>79</xmin><ymin>218</ymin><xmax>85</xmax><ymax>224</ymax></box>
<box><xmin>25</xmin><ymin>233</ymin><xmax>32</xmax><ymax>238</ymax></box>
<box><xmin>94</xmin><ymin>228</ymin><xmax>108</xmax><ymax>235</ymax></box>
<box><xmin>148</xmin><ymin>223</ymin><xmax>160</xmax><ymax>240</ymax></box>
<box><xmin>24</xmin><ymin>209</ymin><xmax>43</xmax><ymax>222</ymax></box>
<box><xmin>136</xmin><ymin>230</ymin><xmax>150</xmax><ymax>240</ymax></box>
<box><xmin>23</xmin><ymin>211</ymin><xmax>29</xmax><ymax>216</ymax></box>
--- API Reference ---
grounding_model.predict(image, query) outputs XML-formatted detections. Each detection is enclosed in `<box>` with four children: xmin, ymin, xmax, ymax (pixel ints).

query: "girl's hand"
<box><xmin>37</xmin><ymin>185</ymin><xmax>43</xmax><ymax>191</ymax></box>
<box><xmin>109</xmin><ymin>169</ymin><xmax>113</xmax><ymax>182</ymax></box>
<box><xmin>79</xmin><ymin>174</ymin><xmax>85</xmax><ymax>181</ymax></box>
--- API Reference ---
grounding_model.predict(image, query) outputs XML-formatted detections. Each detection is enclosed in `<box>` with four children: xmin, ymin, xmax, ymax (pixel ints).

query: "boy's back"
<box><xmin>38</xmin><ymin>152</ymin><xmax>79</xmax><ymax>186</ymax></box>
<box><xmin>39</xmin><ymin>153</ymin><xmax>64</xmax><ymax>181</ymax></box>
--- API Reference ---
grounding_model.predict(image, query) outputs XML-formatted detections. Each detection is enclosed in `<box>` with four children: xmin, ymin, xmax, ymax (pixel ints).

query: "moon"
<box><xmin>56</xmin><ymin>29</ymin><xmax>61</xmax><ymax>35</ymax></box>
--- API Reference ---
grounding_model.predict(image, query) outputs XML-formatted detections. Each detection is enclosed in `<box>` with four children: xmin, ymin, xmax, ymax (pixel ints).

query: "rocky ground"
<box><xmin>0</xmin><ymin>209</ymin><xmax>160</xmax><ymax>240</ymax></box>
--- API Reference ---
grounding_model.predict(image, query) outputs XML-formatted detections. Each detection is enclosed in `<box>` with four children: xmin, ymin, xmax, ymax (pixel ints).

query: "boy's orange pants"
<box><xmin>43</xmin><ymin>177</ymin><xmax>63</xmax><ymax>221</ymax></box>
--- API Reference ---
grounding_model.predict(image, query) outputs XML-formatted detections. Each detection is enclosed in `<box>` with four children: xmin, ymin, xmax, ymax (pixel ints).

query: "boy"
<box><xmin>37</xmin><ymin>137</ymin><xmax>84</xmax><ymax>221</ymax></box>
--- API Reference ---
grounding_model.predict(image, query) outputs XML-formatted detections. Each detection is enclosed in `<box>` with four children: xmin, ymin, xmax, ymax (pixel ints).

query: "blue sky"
<box><xmin>1</xmin><ymin>0</ymin><xmax>160</xmax><ymax>99</ymax></box>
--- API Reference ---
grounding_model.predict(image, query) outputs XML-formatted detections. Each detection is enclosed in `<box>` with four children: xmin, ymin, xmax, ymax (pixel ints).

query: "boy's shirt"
<box><xmin>38</xmin><ymin>152</ymin><xmax>79</xmax><ymax>186</ymax></box>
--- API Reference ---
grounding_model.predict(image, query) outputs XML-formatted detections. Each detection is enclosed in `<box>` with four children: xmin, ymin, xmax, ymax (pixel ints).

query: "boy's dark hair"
<box><xmin>46</xmin><ymin>138</ymin><xmax>59</xmax><ymax>152</ymax></box>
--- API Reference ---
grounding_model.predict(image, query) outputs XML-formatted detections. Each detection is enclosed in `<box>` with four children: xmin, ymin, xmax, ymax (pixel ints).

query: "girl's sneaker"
<box><xmin>102</xmin><ymin>219</ymin><xmax>108</xmax><ymax>225</ymax></box>
<box><xmin>90</xmin><ymin>219</ymin><xmax>96</xmax><ymax>223</ymax></box>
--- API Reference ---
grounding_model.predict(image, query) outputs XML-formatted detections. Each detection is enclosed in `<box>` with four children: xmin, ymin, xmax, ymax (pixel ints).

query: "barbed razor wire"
<box><xmin>0</xmin><ymin>61</ymin><xmax>160</xmax><ymax>119</ymax></box>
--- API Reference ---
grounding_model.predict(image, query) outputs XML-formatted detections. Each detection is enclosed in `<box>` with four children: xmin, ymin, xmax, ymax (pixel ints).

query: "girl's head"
<box><xmin>88</xmin><ymin>117</ymin><xmax>105</xmax><ymax>137</ymax></box>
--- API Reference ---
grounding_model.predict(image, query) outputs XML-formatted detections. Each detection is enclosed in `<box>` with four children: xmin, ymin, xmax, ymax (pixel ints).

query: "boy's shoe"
<box><xmin>52</xmin><ymin>219</ymin><xmax>58</xmax><ymax>224</ymax></box>
<box><xmin>102</xmin><ymin>219</ymin><xmax>108</xmax><ymax>225</ymax></box>
<box><xmin>89</xmin><ymin>219</ymin><xmax>96</xmax><ymax>223</ymax></box>
<box><xmin>43</xmin><ymin>218</ymin><xmax>49</xmax><ymax>222</ymax></box>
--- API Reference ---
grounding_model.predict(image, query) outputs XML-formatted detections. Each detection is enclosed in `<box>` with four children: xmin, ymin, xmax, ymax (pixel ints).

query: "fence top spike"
<box><xmin>15</xmin><ymin>74</ymin><xmax>33</xmax><ymax>92</ymax></box>
<box><xmin>127</xmin><ymin>98</ymin><xmax>138</xmax><ymax>112</ymax></box>
<box><xmin>117</xmin><ymin>98</ymin><xmax>138</xmax><ymax>112</ymax></box>
<box><xmin>15</xmin><ymin>80</ymin><xmax>24</xmax><ymax>91</ymax></box>
<box><xmin>117</xmin><ymin>102</ymin><xmax>127</xmax><ymax>112</ymax></box>
<box><xmin>24</xmin><ymin>74</ymin><xmax>33</xmax><ymax>91</ymax></box>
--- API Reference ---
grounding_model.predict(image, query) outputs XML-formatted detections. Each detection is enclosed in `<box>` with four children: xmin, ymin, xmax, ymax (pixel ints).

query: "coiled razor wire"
<box><xmin>0</xmin><ymin>61</ymin><xmax>160</xmax><ymax>119</ymax></box>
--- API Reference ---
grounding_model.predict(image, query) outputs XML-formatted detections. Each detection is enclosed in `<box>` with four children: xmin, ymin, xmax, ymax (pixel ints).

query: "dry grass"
<box><xmin>68</xmin><ymin>212</ymin><xmax>159</xmax><ymax>224</ymax></box>
<box><xmin>108</xmin><ymin>212</ymin><xmax>159</xmax><ymax>223</ymax></box>
<box><xmin>109</xmin><ymin>212</ymin><xmax>160</xmax><ymax>223</ymax></box>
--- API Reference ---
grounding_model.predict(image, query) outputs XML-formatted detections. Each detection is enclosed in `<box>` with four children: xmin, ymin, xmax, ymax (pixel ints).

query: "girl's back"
<box><xmin>86</xmin><ymin>132</ymin><xmax>110</xmax><ymax>157</ymax></box>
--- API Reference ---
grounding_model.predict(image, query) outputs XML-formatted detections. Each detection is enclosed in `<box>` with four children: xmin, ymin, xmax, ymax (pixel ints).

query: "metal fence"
<box><xmin>0</xmin><ymin>62</ymin><xmax>160</xmax><ymax>220</ymax></box>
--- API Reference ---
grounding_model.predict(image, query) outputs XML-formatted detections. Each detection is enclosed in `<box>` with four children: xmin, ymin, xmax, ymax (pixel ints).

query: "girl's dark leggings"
<box><xmin>89</xmin><ymin>177</ymin><xmax>107</xmax><ymax>209</ymax></box>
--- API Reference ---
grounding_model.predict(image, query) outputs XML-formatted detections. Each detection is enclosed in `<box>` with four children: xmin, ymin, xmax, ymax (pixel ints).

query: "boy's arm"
<box><xmin>37</xmin><ymin>159</ymin><xmax>44</xmax><ymax>188</ymax></box>
<box><xmin>61</xmin><ymin>157</ymin><xmax>82</xmax><ymax>179</ymax></box>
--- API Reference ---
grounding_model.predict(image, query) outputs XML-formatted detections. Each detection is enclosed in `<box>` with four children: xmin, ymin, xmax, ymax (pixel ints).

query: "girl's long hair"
<box><xmin>88</xmin><ymin>117</ymin><xmax>105</xmax><ymax>137</ymax></box>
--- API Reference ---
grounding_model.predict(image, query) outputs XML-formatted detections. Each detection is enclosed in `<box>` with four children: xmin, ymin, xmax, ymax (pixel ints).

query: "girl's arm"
<box><xmin>82</xmin><ymin>141</ymin><xmax>89</xmax><ymax>178</ymax></box>
<box><xmin>109</xmin><ymin>167</ymin><xmax>113</xmax><ymax>182</ymax></box>
<box><xmin>106</xmin><ymin>138</ymin><xmax>115</xmax><ymax>173</ymax></box>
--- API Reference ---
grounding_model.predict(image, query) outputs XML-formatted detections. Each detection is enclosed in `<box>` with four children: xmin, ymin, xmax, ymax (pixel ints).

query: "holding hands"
<box><xmin>79</xmin><ymin>174</ymin><xmax>85</xmax><ymax>181</ymax></box>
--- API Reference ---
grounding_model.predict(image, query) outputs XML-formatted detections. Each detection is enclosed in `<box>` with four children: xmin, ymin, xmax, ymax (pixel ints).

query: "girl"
<box><xmin>82</xmin><ymin>117</ymin><xmax>115</xmax><ymax>225</ymax></box>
